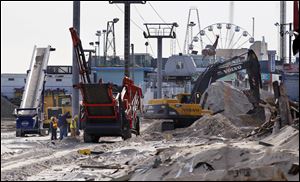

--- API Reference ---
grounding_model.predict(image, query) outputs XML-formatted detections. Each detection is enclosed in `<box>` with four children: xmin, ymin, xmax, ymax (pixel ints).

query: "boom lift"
<box><xmin>69</xmin><ymin>27</ymin><xmax>143</xmax><ymax>142</ymax></box>
<box><xmin>144</xmin><ymin>49</ymin><xmax>262</xmax><ymax>130</ymax></box>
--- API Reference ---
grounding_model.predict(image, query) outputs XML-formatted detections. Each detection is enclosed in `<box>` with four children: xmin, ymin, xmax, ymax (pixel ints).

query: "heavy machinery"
<box><xmin>70</xmin><ymin>27</ymin><xmax>143</xmax><ymax>142</ymax></box>
<box><xmin>14</xmin><ymin>45</ymin><xmax>55</xmax><ymax>137</ymax></box>
<box><xmin>43</xmin><ymin>89</ymin><xmax>72</xmax><ymax>128</ymax></box>
<box><xmin>144</xmin><ymin>49</ymin><xmax>262</xmax><ymax>130</ymax></box>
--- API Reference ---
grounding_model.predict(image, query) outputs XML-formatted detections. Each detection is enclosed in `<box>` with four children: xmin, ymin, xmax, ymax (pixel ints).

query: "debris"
<box><xmin>258</xmin><ymin>141</ymin><xmax>273</xmax><ymax>147</ymax></box>
<box><xmin>288</xmin><ymin>163</ymin><xmax>299</xmax><ymax>175</ymax></box>
<box><xmin>78</xmin><ymin>149</ymin><xmax>104</xmax><ymax>155</ymax></box>
<box><xmin>194</xmin><ymin>162</ymin><xmax>214</xmax><ymax>171</ymax></box>
<box><xmin>153</xmin><ymin>156</ymin><xmax>162</xmax><ymax>168</ymax></box>
<box><xmin>111</xmin><ymin>171</ymin><xmax>134</xmax><ymax>181</ymax></box>
<box><xmin>80</xmin><ymin>165</ymin><xmax>124</xmax><ymax>170</ymax></box>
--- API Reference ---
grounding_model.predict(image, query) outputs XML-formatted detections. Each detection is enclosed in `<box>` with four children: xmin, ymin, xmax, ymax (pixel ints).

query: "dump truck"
<box><xmin>144</xmin><ymin>49</ymin><xmax>262</xmax><ymax>131</ymax></box>
<box><xmin>70</xmin><ymin>27</ymin><xmax>143</xmax><ymax>142</ymax></box>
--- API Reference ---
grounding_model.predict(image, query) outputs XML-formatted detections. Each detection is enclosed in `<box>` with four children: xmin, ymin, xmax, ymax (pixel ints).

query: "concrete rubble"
<box><xmin>1</xmin><ymin>81</ymin><xmax>299</xmax><ymax>181</ymax></box>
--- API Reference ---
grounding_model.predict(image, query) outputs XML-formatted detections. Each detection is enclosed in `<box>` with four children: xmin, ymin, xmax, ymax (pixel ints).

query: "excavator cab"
<box><xmin>177</xmin><ymin>93</ymin><xmax>191</xmax><ymax>104</ymax></box>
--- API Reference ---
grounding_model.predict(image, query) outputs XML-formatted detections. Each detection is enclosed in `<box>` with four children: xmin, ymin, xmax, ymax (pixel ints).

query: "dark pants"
<box><xmin>59</xmin><ymin>126</ymin><xmax>64</xmax><ymax>140</ymax></box>
<box><xmin>63</xmin><ymin>125</ymin><xmax>68</xmax><ymax>137</ymax></box>
<box><xmin>51</xmin><ymin>129</ymin><xmax>57</xmax><ymax>140</ymax></box>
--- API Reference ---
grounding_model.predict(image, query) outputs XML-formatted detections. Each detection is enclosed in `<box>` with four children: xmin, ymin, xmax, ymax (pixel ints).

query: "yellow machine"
<box><xmin>43</xmin><ymin>90</ymin><xmax>72</xmax><ymax>128</ymax></box>
<box><xmin>144</xmin><ymin>93</ymin><xmax>212</xmax><ymax>130</ymax></box>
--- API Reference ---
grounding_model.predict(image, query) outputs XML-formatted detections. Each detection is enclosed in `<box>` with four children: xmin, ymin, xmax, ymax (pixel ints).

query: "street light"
<box><xmin>102</xmin><ymin>30</ymin><xmax>107</xmax><ymax>59</ymax></box>
<box><xmin>275</xmin><ymin>22</ymin><xmax>293</xmax><ymax>64</ymax></box>
<box><xmin>113</xmin><ymin>18</ymin><xmax>119</xmax><ymax>23</ymax></box>
<box><xmin>89</xmin><ymin>42</ymin><xmax>97</xmax><ymax>56</ymax></box>
<box><xmin>95</xmin><ymin>30</ymin><xmax>101</xmax><ymax>57</ymax></box>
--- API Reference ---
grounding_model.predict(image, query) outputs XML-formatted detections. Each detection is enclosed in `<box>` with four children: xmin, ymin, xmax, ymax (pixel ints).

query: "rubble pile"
<box><xmin>130</xmin><ymin>124</ymin><xmax>299</xmax><ymax>181</ymax></box>
<box><xmin>201</xmin><ymin>81</ymin><xmax>253</xmax><ymax>117</ymax></box>
<box><xmin>1</xmin><ymin>96</ymin><xmax>17</xmax><ymax>119</ymax></box>
<box><xmin>173</xmin><ymin>114</ymin><xmax>244</xmax><ymax>139</ymax></box>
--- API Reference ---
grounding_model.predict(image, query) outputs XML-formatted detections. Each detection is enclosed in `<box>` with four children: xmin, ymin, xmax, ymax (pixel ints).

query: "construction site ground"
<box><xmin>1</xmin><ymin>117</ymin><xmax>299</xmax><ymax>181</ymax></box>
<box><xmin>1</xmin><ymin>82</ymin><xmax>299</xmax><ymax>181</ymax></box>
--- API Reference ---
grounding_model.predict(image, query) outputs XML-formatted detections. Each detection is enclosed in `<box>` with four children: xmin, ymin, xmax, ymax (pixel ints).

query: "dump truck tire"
<box><xmin>16</xmin><ymin>129</ymin><xmax>21</xmax><ymax>137</ymax></box>
<box><xmin>83</xmin><ymin>132</ymin><xmax>93</xmax><ymax>143</ymax></box>
<box><xmin>136</xmin><ymin>116</ymin><xmax>140</xmax><ymax>136</ymax></box>
<box><xmin>122</xmin><ymin>120</ymin><xmax>132</xmax><ymax>140</ymax></box>
<box><xmin>92</xmin><ymin>136</ymin><xmax>100</xmax><ymax>143</ymax></box>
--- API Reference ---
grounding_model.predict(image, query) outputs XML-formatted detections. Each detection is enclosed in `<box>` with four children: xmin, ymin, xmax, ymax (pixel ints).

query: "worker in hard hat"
<box><xmin>70</xmin><ymin>115</ymin><xmax>78</xmax><ymax>138</ymax></box>
<box><xmin>50</xmin><ymin>116</ymin><xmax>58</xmax><ymax>140</ymax></box>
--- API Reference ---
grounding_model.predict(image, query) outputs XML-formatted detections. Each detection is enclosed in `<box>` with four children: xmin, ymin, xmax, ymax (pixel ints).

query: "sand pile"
<box><xmin>173</xmin><ymin>114</ymin><xmax>244</xmax><ymax>139</ymax></box>
<box><xmin>141</xmin><ymin>120</ymin><xmax>165</xmax><ymax>141</ymax></box>
<box><xmin>199</xmin><ymin>81</ymin><xmax>267</xmax><ymax>127</ymax></box>
<box><xmin>201</xmin><ymin>81</ymin><xmax>253</xmax><ymax>116</ymax></box>
<box><xmin>1</xmin><ymin>96</ymin><xmax>17</xmax><ymax>119</ymax></box>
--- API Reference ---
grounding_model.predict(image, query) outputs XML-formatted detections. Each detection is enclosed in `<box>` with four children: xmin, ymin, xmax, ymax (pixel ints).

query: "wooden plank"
<box><xmin>80</xmin><ymin>165</ymin><xmax>124</xmax><ymax>170</ymax></box>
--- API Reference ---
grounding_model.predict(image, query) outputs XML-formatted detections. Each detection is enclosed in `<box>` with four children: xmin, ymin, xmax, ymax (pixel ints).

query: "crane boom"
<box><xmin>69</xmin><ymin>27</ymin><xmax>91</xmax><ymax>84</ymax></box>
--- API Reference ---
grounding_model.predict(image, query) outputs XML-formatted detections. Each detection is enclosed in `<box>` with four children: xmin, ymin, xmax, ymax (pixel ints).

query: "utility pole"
<box><xmin>72</xmin><ymin>1</ymin><xmax>80</xmax><ymax>120</ymax></box>
<box><xmin>109</xmin><ymin>1</ymin><xmax>146</xmax><ymax>77</ymax></box>
<box><xmin>144</xmin><ymin>23</ymin><xmax>178</xmax><ymax>98</ymax></box>
<box><xmin>288</xmin><ymin>23</ymin><xmax>292</xmax><ymax>64</ymax></box>
<box><xmin>280</xmin><ymin>1</ymin><xmax>286</xmax><ymax>63</ymax></box>
<box><xmin>131</xmin><ymin>43</ymin><xmax>135</xmax><ymax>81</ymax></box>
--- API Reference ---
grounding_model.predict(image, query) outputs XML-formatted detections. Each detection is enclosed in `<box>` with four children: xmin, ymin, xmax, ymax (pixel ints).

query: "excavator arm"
<box><xmin>191</xmin><ymin>49</ymin><xmax>262</xmax><ymax>104</ymax></box>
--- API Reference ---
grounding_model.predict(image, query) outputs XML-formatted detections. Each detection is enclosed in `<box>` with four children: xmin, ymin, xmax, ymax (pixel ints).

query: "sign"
<box><xmin>261</xmin><ymin>73</ymin><xmax>271</xmax><ymax>81</ymax></box>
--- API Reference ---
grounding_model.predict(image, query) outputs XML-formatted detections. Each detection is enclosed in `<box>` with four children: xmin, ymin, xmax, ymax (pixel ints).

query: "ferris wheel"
<box><xmin>190</xmin><ymin>23</ymin><xmax>254</xmax><ymax>52</ymax></box>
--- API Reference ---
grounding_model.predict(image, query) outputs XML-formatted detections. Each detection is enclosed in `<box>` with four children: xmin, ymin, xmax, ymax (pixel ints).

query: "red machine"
<box><xmin>70</xmin><ymin>27</ymin><xmax>142</xmax><ymax>142</ymax></box>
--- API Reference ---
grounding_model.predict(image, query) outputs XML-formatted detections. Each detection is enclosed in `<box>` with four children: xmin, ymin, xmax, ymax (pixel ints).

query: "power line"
<box><xmin>132</xmin><ymin>5</ymin><xmax>156</xmax><ymax>55</ymax></box>
<box><xmin>148</xmin><ymin>2</ymin><xmax>166</xmax><ymax>23</ymax></box>
<box><xmin>114</xmin><ymin>4</ymin><xmax>155</xmax><ymax>55</ymax></box>
<box><xmin>148</xmin><ymin>2</ymin><xmax>182</xmax><ymax>54</ymax></box>
<box><xmin>134</xmin><ymin>5</ymin><xmax>146</xmax><ymax>22</ymax></box>
<box><xmin>114</xmin><ymin>4</ymin><xmax>144</xmax><ymax>32</ymax></box>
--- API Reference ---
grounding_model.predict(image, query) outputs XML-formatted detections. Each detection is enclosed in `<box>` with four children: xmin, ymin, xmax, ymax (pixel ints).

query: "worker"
<box><xmin>50</xmin><ymin>116</ymin><xmax>58</xmax><ymax>140</ymax></box>
<box><xmin>58</xmin><ymin>114</ymin><xmax>64</xmax><ymax>140</ymax></box>
<box><xmin>58</xmin><ymin>111</ymin><xmax>70</xmax><ymax>140</ymax></box>
<box><xmin>70</xmin><ymin>115</ymin><xmax>78</xmax><ymax>138</ymax></box>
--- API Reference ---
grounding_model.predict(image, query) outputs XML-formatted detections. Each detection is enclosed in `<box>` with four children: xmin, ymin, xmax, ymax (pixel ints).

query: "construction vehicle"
<box><xmin>43</xmin><ymin>89</ymin><xmax>72</xmax><ymax>128</ymax></box>
<box><xmin>144</xmin><ymin>49</ymin><xmax>262</xmax><ymax>130</ymax></box>
<box><xmin>14</xmin><ymin>45</ymin><xmax>55</xmax><ymax>137</ymax></box>
<box><xmin>70</xmin><ymin>27</ymin><xmax>143</xmax><ymax>142</ymax></box>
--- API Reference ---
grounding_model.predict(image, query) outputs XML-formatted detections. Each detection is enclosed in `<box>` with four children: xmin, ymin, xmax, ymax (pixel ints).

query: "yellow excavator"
<box><xmin>144</xmin><ymin>49</ymin><xmax>262</xmax><ymax>131</ymax></box>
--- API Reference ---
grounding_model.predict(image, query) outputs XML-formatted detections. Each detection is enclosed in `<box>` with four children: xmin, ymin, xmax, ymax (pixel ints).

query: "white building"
<box><xmin>1</xmin><ymin>66</ymin><xmax>72</xmax><ymax>99</ymax></box>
